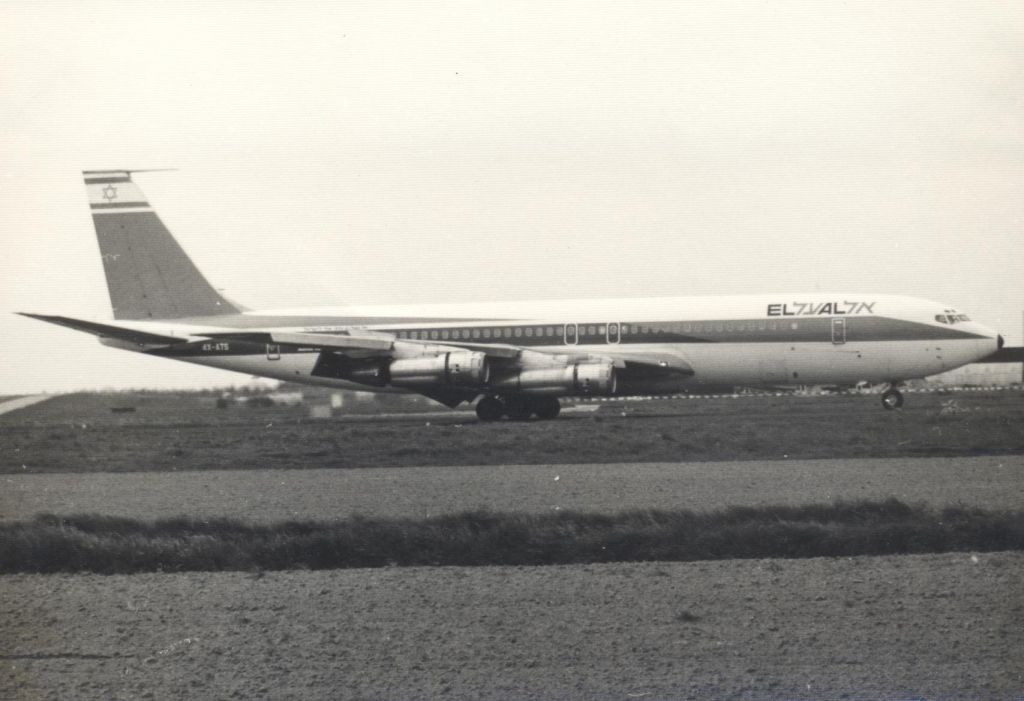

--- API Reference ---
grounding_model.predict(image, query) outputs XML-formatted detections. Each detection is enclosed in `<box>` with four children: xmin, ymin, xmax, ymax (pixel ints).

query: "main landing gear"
<box><xmin>475</xmin><ymin>395</ymin><xmax>562</xmax><ymax>422</ymax></box>
<box><xmin>881</xmin><ymin>385</ymin><xmax>905</xmax><ymax>410</ymax></box>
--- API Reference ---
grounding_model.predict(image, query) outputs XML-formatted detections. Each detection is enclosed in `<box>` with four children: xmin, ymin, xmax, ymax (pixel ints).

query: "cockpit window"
<box><xmin>936</xmin><ymin>312</ymin><xmax>971</xmax><ymax>324</ymax></box>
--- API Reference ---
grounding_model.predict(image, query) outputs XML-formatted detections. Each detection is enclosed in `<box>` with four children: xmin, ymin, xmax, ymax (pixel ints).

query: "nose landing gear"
<box><xmin>881</xmin><ymin>385</ymin><xmax>904</xmax><ymax>410</ymax></box>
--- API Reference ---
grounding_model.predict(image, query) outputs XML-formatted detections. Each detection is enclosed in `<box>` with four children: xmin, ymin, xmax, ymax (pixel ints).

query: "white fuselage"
<box><xmin>114</xmin><ymin>293</ymin><xmax>1000</xmax><ymax>394</ymax></box>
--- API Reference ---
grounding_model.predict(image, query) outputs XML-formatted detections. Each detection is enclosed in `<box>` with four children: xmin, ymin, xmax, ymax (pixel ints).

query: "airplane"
<box><xmin>21</xmin><ymin>170</ymin><xmax>1010</xmax><ymax>421</ymax></box>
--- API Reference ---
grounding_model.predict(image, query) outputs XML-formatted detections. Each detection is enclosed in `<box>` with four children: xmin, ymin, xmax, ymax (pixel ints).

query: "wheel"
<box><xmin>504</xmin><ymin>398</ymin><xmax>534</xmax><ymax>421</ymax></box>
<box><xmin>475</xmin><ymin>396</ymin><xmax>504</xmax><ymax>422</ymax></box>
<box><xmin>881</xmin><ymin>388</ymin><xmax>904</xmax><ymax>410</ymax></box>
<box><xmin>533</xmin><ymin>396</ymin><xmax>561</xmax><ymax>420</ymax></box>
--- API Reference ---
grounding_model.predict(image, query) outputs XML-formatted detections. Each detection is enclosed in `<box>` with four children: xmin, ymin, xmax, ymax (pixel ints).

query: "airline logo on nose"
<box><xmin>767</xmin><ymin>301</ymin><xmax>876</xmax><ymax>316</ymax></box>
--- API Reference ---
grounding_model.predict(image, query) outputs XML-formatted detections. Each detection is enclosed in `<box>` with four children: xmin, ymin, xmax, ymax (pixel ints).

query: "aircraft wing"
<box><xmin>23</xmin><ymin>317</ymin><xmax>696</xmax><ymax>382</ymax></box>
<box><xmin>203</xmin><ymin>330</ymin><xmax>395</xmax><ymax>353</ymax></box>
<box><xmin>206</xmin><ymin>330</ymin><xmax>693</xmax><ymax>371</ymax></box>
<box><xmin>204</xmin><ymin>330</ymin><xmax>525</xmax><ymax>359</ymax></box>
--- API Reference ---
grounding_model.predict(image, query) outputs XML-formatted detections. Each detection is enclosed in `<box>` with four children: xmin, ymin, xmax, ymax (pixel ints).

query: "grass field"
<box><xmin>1</xmin><ymin>390</ymin><xmax>1022</xmax><ymax>473</ymax></box>
<box><xmin>3</xmin><ymin>500</ymin><xmax>1022</xmax><ymax>574</ymax></box>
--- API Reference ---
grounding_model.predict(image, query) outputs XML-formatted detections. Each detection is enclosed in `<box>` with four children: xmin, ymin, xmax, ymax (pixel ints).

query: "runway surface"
<box><xmin>0</xmin><ymin>395</ymin><xmax>52</xmax><ymax>417</ymax></box>
<box><xmin>3</xmin><ymin>455</ymin><xmax>1020</xmax><ymax>522</ymax></box>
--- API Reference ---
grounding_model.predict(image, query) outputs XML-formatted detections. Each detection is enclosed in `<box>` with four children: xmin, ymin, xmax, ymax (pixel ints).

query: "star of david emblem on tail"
<box><xmin>102</xmin><ymin>185</ymin><xmax>118</xmax><ymax>201</ymax></box>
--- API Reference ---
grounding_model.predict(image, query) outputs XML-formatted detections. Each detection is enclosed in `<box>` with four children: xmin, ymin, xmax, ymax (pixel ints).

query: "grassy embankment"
<box><xmin>3</xmin><ymin>499</ymin><xmax>1021</xmax><ymax>574</ymax></box>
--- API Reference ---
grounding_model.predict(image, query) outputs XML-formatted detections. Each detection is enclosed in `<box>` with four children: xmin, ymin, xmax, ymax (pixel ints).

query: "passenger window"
<box><xmin>525</xmin><ymin>327</ymin><xmax>533</xmax><ymax>337</ymax></box>
<box><xmin>441</xmin><ymin>330</ymin><xmax>450</xmax><ymax>339</ymax></box>
<box><xmin>483</xmin><ymin>328</ymin><xmax>491</xmax><ymax>338</ymax></box>
<box><xmin>472</xmin><ymin>329</ymin><xmax>480</xmax><ymax>339</ymax></box>
<box><xmin>545</xmin><ymin>326</ymin><xmax>554</xmax><ymax>337</ymax></box>
<box><xmin>514</xmin><ymin>328</ymin><xmax>522</xmax><ymax>337</ymax></box>
<box><xmin>587</xmin><ymin>325</ymin><xmax>596</xmax><ymax>336</ymax></box>
<box><xmin>430</xmin><ymin>330</ymin><xmax>439</xmax><ymax>339</ymax></box>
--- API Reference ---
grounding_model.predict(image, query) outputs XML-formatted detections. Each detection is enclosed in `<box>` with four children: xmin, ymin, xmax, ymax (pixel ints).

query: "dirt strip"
<box><xmin>2</xmin><ymin>552</ymin><xmax>1021</xmax><ymax>700</ymax></box>
<box><xmin>2</xmin><ymin>456</ymin><xmax>1021</xmax><ymax>523</ymax></box>
<box><xmin>0</xmin><ymin>395</ymin><xmax>51</xmax><ymax>417</ymax></box>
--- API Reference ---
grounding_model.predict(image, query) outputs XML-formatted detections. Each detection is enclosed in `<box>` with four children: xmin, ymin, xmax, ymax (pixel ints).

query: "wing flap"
<box><xmin>205</xmin><ymin>330</ymin><xmax>523</xmax><ymax>359</ymax></box>
<box><xmin>204</xmin><ymin>330</ymin><xmax>394</xmax><ymax>352</ymax></box>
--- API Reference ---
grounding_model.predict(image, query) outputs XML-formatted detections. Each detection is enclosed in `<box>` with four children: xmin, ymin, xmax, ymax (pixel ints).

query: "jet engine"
<box><xmin>388</xmin><ymin>350</ymin><xmax>489</xmax><ymax>387</ymax></box>
<box><xmin>492</xmin><ymin>361</ymin><xmax>616</xmax><ymax>395</ymax></box>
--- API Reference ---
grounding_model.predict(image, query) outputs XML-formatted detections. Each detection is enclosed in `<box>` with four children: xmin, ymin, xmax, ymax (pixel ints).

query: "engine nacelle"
<box><xmin>492</xmin><ymin>361</ymin><xmax>616</xmax><ymax>396</ymax></box>
<box><xmin>389</xmin><ymin>350</ymin><xmax>489</xmax><ymax>387</ymax></box>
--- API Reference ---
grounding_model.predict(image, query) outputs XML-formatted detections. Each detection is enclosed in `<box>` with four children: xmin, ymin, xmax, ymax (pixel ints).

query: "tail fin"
<box><xmin>84</xmin><ymin>170</ymin><xmax>240</xmax><ymax>320</ymax></box>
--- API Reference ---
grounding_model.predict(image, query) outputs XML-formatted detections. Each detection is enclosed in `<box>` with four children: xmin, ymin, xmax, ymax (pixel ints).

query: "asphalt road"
<box><xmin>3</xmin><ymin>455</ymin><xmax>1020</xmax><ymax>523</ymax></box>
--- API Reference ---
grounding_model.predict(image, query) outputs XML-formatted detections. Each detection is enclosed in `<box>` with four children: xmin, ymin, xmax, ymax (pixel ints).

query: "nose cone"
<box><xmin>975</xmin><ymin>324</ymin><xmax>1001</xmax><ymax>357</ymax></box>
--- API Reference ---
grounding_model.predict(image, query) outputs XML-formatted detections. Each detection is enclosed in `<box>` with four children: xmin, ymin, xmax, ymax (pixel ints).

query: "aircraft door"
<box><xmin>831</xmin><ymin>318</ymin><xmax>846</xmax><ymax>345</ymax></box>
<box><xmin>266</xmin><ymin>343</ymin><xmax>281</xmax><ymax>360</ymax></box>
<box><xmin>564</xmin><ymin>323</ymin><xmax>578</xmax><ymax>345</ymax></box>
<box><xmin>607</xmin><ymin>322</ymin><xmax>620</xmax><ymax>344</ymax></box>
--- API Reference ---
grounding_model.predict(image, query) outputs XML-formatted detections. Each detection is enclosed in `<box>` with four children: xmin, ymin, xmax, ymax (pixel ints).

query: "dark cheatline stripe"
<box><xmin>90</xmin><ymin>201</ymin><xmax>151</xmax><ymax>209</ymax></box>
<box><xmin>84</xmin><ymin>177</ymin><xmax>132</xmax><ymax>184</ymax></box>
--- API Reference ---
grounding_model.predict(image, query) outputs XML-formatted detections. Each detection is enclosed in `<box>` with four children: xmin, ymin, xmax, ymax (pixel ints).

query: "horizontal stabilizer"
<box><xmin>19</xmin><ymin>313</ymin><xmax>184</xmax><ymax>346</ymax></box>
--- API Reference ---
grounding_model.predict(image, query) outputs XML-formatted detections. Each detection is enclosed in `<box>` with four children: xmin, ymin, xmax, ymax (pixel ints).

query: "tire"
<box><xmin>533</xmin><ymin>396</ymin><xmax>561</xmax><ymax>420</ymax></box>
<box><xmin>881</xmin><ymin>388</ymin><xmax>904</xmax><ymax>410</ymax></box>
<box><xmin>475</xmin><ymin>396</ymin><xmax>504</xmax><ymax>422</ymax></box>
<box><xmin>504</xmin><ymin>398</ymin><xmax>534</xmax><ymax>421</ymax></box>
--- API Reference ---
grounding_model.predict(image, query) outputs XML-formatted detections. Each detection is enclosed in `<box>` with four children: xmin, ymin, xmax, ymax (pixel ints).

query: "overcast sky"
<box><xmin>1</xmin><ymin>1</ymin><xmax>1021</xmax><ymax>393</ymax></box>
